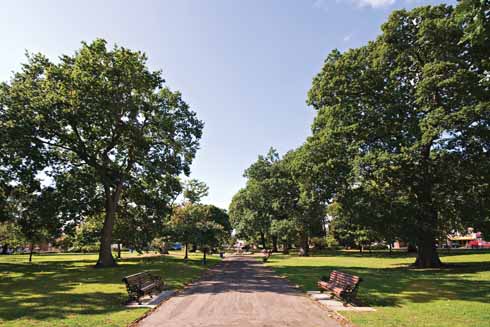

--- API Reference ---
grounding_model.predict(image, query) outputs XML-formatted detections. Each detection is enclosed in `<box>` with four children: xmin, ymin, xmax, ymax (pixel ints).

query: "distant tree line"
<box><xmin>229</xmin><ymin>0</ymin><xmax>490</xmax><ymax>268</ymax></box>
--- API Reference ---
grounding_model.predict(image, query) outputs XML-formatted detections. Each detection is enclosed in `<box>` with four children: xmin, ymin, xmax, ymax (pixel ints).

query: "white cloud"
<box><xmin>313</xmin><ymin>0</ymin><xmax>329</xmax><ymax>12</ymax></box>
<box><xmin>353</xmin><ymin>0</ymin><xmax>395</xmax><ymax>7</ymax></box>
<box><xmin>313</xmin><ymin>0</ymin><xmax>422</xmax><ymax>11</ymax></box>
<box><xmin>343</xmin><ymin>33</ymin><xmax>353</xmax><ymax>41</ymax></box>
<box><xmin>328</xmin><ymin>0</ymin><xmax>415</xmax><ymax>9</ymax></box>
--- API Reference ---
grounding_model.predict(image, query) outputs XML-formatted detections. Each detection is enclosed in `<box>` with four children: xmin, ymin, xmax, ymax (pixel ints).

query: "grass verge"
<box><xmin>266</xmin><ymin>250</ymin><xmax>490</xmax><ymax>327</ymax></box>
<box><xmin>0</xmin><ymin>251</ymin><xmax>220</xmax><ymax>327</ymax></box>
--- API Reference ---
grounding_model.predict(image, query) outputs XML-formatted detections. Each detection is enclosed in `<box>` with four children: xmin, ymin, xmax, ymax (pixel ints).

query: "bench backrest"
<box><xmin>122</xmin><ymin>271</ymin><xmax>154</xmax><ymax>287</ymax></box>
<box><xmin>328</xmin><ymin>270</ymin><xmax>361</xmax><ymax>289</ymax></box>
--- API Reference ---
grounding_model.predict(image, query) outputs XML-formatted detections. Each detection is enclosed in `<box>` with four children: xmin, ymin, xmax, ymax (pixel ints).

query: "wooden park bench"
<box><xmin>317</xmin><ymin>270</ymin><xmax>362</xmax><ymax>305</ymax></box>
<box><xmin>262</xmin><ymin>249</ymin><xmax>272</xmax><ymax>262</ymax></box>
<box><xmin>122</xmin><ymin>271</ymin><xmax>164</xmax><ymax>304</ymax></box>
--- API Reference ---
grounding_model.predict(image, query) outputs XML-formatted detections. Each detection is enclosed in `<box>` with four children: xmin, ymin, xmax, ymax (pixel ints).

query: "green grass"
<box><xmin>266</xmin><ymin>250</ymin><xmax>490</xmax><ymax>327</ymax></box>
<box><xmin>0</xmin><ymin>251</ymin><xmax>220</xmax><ymax>327</ymax></box>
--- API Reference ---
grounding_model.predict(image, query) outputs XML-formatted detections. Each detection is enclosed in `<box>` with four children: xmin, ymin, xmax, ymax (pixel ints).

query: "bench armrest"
<box><xmin>152</xmin><ymin>275</ymin><xmax>162</xmax><ymax>282</ymax></box>
<box><xmin>320</xmin><ymin>275</ymin><xmax>330</xmax><ymax>282</ymax></box>
<box><xmin>152</xmin><ymin>275</ymin><xmax>165</xmax><ymax>289</ymax></box>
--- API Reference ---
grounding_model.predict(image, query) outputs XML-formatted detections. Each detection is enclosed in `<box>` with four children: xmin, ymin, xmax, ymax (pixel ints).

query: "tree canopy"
<box><xmin>168</xmin><ymin>202</ymin><xmax>231</xmax><ymax>262</ymax></box>
<box><xmin>183</xmin><ymin>179</ymin><xmax>210</xmax><ymax>204</ymax></box>
<box><xmin>229</xmin><ymin>0</ymin><xmax>489</xmax><ymax>267</ymax></box>
<box><xmin>0</xmin><ymin>39</ymin><xmax>203</xmax><ymax>266</ymax></box>
<box><xmin>306</xmin><ymin>1</ymin><xmax>490</xmax><ymax>267</ymax></box>
<box><xmin>229</xmin><ymin>147</ymin><xmax>326</xmax><ymax>255</ymax></box>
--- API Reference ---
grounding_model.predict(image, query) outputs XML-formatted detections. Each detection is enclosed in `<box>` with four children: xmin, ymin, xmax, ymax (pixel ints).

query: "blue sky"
<box><xmin>0</xmin><ymin>0</ymin><xmax>456</xmax><ymax>209</ymax></box>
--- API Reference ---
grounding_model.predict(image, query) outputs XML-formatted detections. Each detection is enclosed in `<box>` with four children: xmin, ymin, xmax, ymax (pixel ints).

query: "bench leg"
<box><xmin>137</xmin><ymin>291</ymin><xmax>144</xmax><ymax>305</ymax></box>
<box><xmin>343</xmin><ymin>294</ymin><xmax>353</xmax><ymax>306</ymax></box>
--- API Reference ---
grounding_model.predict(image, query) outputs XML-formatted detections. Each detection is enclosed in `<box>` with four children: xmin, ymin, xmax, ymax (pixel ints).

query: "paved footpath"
<box><xmin>137</xmin><ymin>256</ymin><xmax>342</xmax><ymax>327</ymax></box>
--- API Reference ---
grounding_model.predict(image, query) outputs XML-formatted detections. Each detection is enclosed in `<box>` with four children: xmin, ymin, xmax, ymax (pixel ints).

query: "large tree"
<box><xmin>281</xmin><ymin>146</ymin><xmax>328</xmax><ymax>256</ymax></box>
<box><xmin>9</xmin><ymin>186</ymin><xmax>62</xmax><ymax>261</ymax></box>
<box><xmin>307</xmin><ymin>2</ymin><xmax>490</xmax><ymax>267</ymax></box>
<box><xmin>0</xmin><ymin>39</ymin><xmax>203</xmax><ymax>267</ymax></box>
<box><xmin>229</xmin><ymin>147</ymin><xmax>326</xmax><ymax>255</ymax></box>
<box><xmin>229</xmin><ymin>148</ymin><xmax>293</xmax><ymax>250</ymax></box>
<box><xmin>0</xmin><ymin>221</ymin><xmax>25</xmax><ymax>255</ymax></box>
<box><xmin>183</xmin><ymin>179</ymin><xmax>209</xmax><ymax>204</ymax></box>
<box><xmin>229</xmin><ymin>187</ymin><xmax>266</xmax><ymax>246</ymax></box>
<box><xmin>168</xmin><ymin>203</ymin><xmax>231</xmax><ymax>261</ymax></box>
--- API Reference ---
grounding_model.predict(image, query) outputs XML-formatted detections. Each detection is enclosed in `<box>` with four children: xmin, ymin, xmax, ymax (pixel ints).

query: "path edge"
<box><xmin>262</xmin><ymin>255</ymin><xmax>356</xmax><ymax>327</ymax></box>
<box><xmin>127</xmin><ymin>258</ymin><xmax>229</xmax><ymax>327</ymax></box>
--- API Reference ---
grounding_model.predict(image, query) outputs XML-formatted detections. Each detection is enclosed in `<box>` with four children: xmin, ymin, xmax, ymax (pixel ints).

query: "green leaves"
<box><xmin>3</xmin><ymin>39</ymin><xmax>203</xmax><ymax>188</ymax></box>
<box><xmin>229</xmin><ymin>146</ymin><xmax>327</xmax><ymax>253</ymax></box>
<box><xmin>304</xmin><ymin>1</ymin><xmax>490</xmax><ymax>266</ymax></box>
<box><xmin>183</xmin><ymin>179</ymin><xmax>209</xmax><ymax>204</ymax></box>
<box><xmin>1</xmin><ymin>39</ymin><xmax>203</xmax><ymax>265</ymax></box>
<box><xmin>230</xmin><ymin>148</ymin><xmax>299</xmax><ymax>245</ymax></box>
<box><xmin>168</xmin><ymin>203</ymin><xmax>231</xmax><ymax>250</ymax></box>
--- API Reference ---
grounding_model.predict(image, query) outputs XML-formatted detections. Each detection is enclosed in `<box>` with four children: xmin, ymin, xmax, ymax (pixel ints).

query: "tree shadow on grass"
<box><xmin>0</xmin><ymin>254</ymin><xmax>217</xmax><ymax>323</ymax></box>
<box><xmin>310</xmin><ymin>248</ymin><xmax>490</xmax><ymax>259</ymax></box>
<box><xmin>0</xmin><ymin>291</ymin><xmax>128</xmax><ymax>322</ymax></box>
<box><xmin>269</xmin><ymin>260</ymin><xmax>490</xmax><ymax>308</ymax></box>
<box><xmin>310</xmin><ymin>250</ymin><xmax>418</xmax><ymax>259</ymax></box>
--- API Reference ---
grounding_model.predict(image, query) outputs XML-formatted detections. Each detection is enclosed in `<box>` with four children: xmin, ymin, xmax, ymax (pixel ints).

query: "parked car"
<box><xmin>468</xmin><ymin>240</ymin><xmax>490</xmax><ymax>249</ymax></box>
<box><xmin>169</xmin><ymin>242</ymin><xmax>182</xmax><ymax>250</ymax></box>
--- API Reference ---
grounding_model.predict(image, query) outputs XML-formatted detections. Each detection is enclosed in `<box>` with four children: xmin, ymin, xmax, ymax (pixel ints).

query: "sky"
<box><xmin>0</xmin><ymin>0</ymin><xmax>456</xmax><ymax>209</ymax></box>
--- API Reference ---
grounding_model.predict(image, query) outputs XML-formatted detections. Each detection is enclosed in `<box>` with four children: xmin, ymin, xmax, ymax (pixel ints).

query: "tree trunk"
<box><xmin>190</xmin><ymin>244</ymin><xmax>197</xmax><ymax>252</ymax></box>
<box><xmin>282</xmin><ymin>242</ymin><xmax>289</xmax><ymax>254</ymax></box>
<box><xmin>1</xmin><ymin>243</ymin><xmax>8</xmax><ymax>254</ymax></box>
<box><xmin>29</xmin><ymin>243</ymin><xmax>34</xmax><ymax>263</ymax></box>
<box><xmin>117</xmin><ymin>243</ymin><xmax>121</xmax><ymax>259</ymax></box>
<box><xmin>389</xmin><ymin>243</ymin><xmax>392</xmax><ymax>255</ymax></box>
<box><xmin>95</xmin><ymin>184</ymin><xmax>122</xmax><ymax>268</ymax></box>
<box><xmin>412</xmin><ymin>206</ymin><xmax>442</xmax><ymax>268</ymax></box>
<box><xmin>272</xmin><ymin>236</ymin><xmax>278</xmax><ymax>252</ymax></box>
<box><xmin>412</xmin><ymin>142</ymin><xmax>442</xmax><ymax>268</ymax></box>
<box><xmin>202</xmin><ymin>248</ymin><xmax>207</xmax><ymax>265</ymax></box>
<box><xmin>184</xmin><ymin>243</ymin><xmax>189</xmax><ymax>260</ymax></box>
<box><xmin>414</xmin><ymin>234</ymin><xmax>442</xmax><ymax>268</ymax></box>
<box><xmin>260</xmin><ymin>232</ymin><xmax>266</xmax><ymax>249</ymax></box>
<box><xmin>407</xmin><ymin>243</ymin><xmax>417</xmax><ymax>253</ymax></box>
<box><xmin>161</xmin><ymin>243</ymin><xmax>169</xmax><ymax>254</ymax></box>
<box><xmin>299</xmin><ymin>232</ymin><xmax>309</xmax><ymax>256</ymax></box>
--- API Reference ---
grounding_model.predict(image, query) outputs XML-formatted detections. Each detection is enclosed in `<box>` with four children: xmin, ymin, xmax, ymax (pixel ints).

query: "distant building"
<box><xmin>447</xmin><ymin>228</ymin><xmax>481</xmax><ymax>248</ymax></box>
<box><xmin>234</xmin><ymin>240</ymin><xmax>247</xmax><ymax>249</ymax></box>
<box><xmin>393</xmin><ymin>228</ymin><xmax>487</xmax><ymax>250</ymax></box>
<box><xmin>393</xmin><ymin>240</ymin><xmax>407</xmax><ymax>249</ymax></box>
<box><xmin>34</xmin><ymin>241</ymin><xmax>60</xmax><ymax>252</ymax></box>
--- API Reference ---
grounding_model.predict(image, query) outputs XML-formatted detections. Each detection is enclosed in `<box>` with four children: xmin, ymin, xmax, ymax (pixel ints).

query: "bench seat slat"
<box><xmin>141</xmin><ymin>283</ymin><xmax>158</xmax><ymax>292</ymax></box>
<box><xmin>122</xmin><ymin>271</ymin><xmax>164</xmax><ymax>304</ymax></box>
<box><xmin>317</xmin><ymin>270</ymin><xmax>361</xmax><ymax>304</ymax></box>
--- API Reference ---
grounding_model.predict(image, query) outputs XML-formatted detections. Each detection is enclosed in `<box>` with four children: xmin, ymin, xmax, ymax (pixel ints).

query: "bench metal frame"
<box><xmin>317</xmin><ymin>270</ymin><xmax>362</xmax><ymax>305</ymax></box>
<box><xmin>122</xmin><ymin>271</ymin><xmax>164</xmax><ymax>304</ymax></box>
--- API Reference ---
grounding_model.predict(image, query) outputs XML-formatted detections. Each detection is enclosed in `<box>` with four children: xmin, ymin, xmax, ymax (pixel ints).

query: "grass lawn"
<box><xmin>0</xmin><ymin>251</ymin><xmax>220</xmax><ymax>327</ymax></box>
<box><xmin>266</xmin><ymin>250</ymin><xmax>490</xmax><ymax>327</ymax></box>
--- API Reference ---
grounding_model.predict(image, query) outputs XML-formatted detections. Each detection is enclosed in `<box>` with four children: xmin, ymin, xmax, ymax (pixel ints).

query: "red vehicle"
<box><xmin>468</xmin><ymin>240</ymin><xmax>490</xmax><ymax>249</ymax></box>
